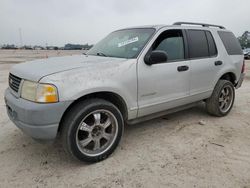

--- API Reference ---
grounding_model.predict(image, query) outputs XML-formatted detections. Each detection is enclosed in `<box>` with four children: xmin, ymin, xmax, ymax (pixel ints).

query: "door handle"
<box><xmin>215</xmin><ymin>61</ymin><xmax>223</xmax><ymax>66</ymax></box>
<box><xmin>177</xmin><ymin>65</ymin><xmax>189</xmax><ymax>72</ymax></box>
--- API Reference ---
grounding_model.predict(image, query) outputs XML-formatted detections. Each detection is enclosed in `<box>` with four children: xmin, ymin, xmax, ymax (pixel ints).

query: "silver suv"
<box><xmin>5</xmin><ymin>22</ymin><xmax>245</xmax><ymax>162</ymax></box>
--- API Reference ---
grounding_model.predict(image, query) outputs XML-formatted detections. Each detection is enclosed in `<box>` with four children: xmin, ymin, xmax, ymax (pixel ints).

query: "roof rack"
<box><xmin>173</xmin><ymin>22</ymin><xmax>225</xmax><ymax>29</ymax></box>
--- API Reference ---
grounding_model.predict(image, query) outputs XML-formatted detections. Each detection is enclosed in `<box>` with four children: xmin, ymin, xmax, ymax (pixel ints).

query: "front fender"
<box><xmin>39</xmin><ymin>60</ymin><xmax>138</xmax><ymax>119</ymax></box>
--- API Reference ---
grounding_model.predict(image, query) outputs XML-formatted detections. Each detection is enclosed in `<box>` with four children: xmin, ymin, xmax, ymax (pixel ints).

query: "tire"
<box><xmin>206</xmin><ymin>80</ymin><xmax>235</xmax><ymax>117</ymax></box>
<box><xmin>61</xmin><ymin>98</ymin><xmax>124</xmax><ymax>163</ymax></box>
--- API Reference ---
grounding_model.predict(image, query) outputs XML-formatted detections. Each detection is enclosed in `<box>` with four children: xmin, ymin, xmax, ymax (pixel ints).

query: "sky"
<box><xmin>1</xmin><ymin>0</ymin><xmax>250</xmax><ymax>46</ymax></box>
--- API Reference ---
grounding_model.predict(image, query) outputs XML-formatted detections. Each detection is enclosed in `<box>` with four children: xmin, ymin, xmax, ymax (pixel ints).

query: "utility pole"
<box><xmin>19</xmin><ymin>28</ymin><xmax>23</xmax><ymax>47</ymax></box>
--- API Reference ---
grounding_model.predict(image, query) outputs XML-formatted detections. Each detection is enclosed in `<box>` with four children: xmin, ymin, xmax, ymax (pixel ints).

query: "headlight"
<box><xmin>21</xmin><ymin>80</ymin><xmax>58</xmax><ymax>103</ymax></box>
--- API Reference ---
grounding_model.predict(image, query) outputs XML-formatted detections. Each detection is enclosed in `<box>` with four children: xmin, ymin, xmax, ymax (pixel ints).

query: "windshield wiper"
<box><xmin>96</xmin><ymin>52</ymin><xmax>107</xmax><ymax>57</ymax></box>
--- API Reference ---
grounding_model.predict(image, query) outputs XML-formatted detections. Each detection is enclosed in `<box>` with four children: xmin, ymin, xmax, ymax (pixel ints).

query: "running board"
<box><xmin>126</xmin><ymin>101</ymin><xmax>202</xmax><ymax>125</ymax></box>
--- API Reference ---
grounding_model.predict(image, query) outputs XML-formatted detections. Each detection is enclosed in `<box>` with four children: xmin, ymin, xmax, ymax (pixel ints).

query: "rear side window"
<box><xmin>205</xmin><ymin>31</ymin><xmax>217</xmax><ymax>56</ymax></box>
<box><xmin>187</xmin><ymin>30</ymin><xmax>209</xmax><ymax>58</ymax></box>
<box><xmin>218</xmin><ymin>31</ymin><xmax>243</xmax><ymax>55</ymax></box>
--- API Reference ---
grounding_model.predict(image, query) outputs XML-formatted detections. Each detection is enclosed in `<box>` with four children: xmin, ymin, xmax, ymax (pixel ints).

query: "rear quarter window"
<box><xmin>218</xmin><ymin>31</ymin><xmax>243</xmax><ymax>55</ymax></box>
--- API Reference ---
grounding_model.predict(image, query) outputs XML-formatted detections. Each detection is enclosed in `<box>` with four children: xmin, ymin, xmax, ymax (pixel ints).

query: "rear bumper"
<box><xmin>235</xmin><ymin>73</ymin><xmax>245</xmax><ymax>89</ymax></box>
<box><xmin>4</xmin><ymin>88</ymin><xmax>72</xmax><ymax>140</ymax></box>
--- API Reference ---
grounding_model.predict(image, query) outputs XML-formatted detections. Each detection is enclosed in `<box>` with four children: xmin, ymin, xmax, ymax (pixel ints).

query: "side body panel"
<box><xmin>37</xmin><ymin>27</ymin><xmax>244</xmax><ymax>122</ymax></box>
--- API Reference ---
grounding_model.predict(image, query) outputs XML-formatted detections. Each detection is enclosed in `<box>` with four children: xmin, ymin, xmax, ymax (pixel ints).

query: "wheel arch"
<box><xmin>219</xmin><ymin>72</ymin><xmax>237</xmax><ymax>85</ymax></box>
<box><xmin>58</xmin><ymin>91</ymin><xmax>128</xmax><ymax>133</ymax></box>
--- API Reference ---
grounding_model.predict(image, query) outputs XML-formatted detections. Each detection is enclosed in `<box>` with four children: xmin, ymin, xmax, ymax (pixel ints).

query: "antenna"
<box><xmin>18</xmin><ymin>28</ymin><xmax>23</xmax><ymax>47</ymax></box>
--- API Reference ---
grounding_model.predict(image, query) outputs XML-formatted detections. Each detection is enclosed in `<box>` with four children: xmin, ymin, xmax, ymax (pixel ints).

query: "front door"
<box><xmin>137</xmin><ymin>29</ymin><xmax>190</xmax><ymax>117</ymax></box>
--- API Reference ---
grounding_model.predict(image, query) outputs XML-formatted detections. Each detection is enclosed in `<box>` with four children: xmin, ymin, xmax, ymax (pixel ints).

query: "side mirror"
<box><xmin>144</xmin><ymin>50</ymin><xmax>168</xmax><ymax>65</ymax></box>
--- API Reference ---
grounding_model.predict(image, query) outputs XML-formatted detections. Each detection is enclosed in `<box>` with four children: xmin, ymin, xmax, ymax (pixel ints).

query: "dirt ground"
<box><xmin>0</xmin><ymin>50</ymin><xmax>250</xmax><ymax>188</ymax></box>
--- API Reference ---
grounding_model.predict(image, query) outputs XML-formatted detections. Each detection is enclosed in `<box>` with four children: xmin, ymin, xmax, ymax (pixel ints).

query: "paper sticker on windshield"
<box><xmin>118</xmin><ymin>37</ymin><xmax>139</xmax><ymax>47</ymax></box>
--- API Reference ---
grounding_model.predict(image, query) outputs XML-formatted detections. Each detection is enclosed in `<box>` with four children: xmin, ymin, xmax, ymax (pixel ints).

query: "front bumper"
<box><xmin>4</xmin><ymin>88</ymin><xmax>72</xmax><ymax>140</ymax></box>
<box><xmin>235</xmin><ymin>73</ymin><xmax>245</xmax><ymax>89</ymax></box>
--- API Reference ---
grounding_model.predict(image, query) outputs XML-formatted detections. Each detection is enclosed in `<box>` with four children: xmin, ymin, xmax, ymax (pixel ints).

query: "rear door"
<box><xmin>187</xmin><ymin>29</ymin><xmax>221</xmax><ymax>96</ymax></box>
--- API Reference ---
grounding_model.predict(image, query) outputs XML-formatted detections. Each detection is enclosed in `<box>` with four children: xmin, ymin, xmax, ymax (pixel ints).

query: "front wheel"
<box><xmin>61</xmin><ymin>99</ymin><xmax>124</xmax><ymax>162</ymax></box>
<box><xmin>206</xmin><ymin>80</ymin><xmax>235</xmax><ymax>117</ymax></box>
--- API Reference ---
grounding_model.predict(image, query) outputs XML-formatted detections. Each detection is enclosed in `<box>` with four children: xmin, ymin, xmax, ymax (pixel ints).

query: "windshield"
<box><xmin>87</xmin><ymin>28</ymin><xmax>155</xmax><ymax>59</ymax></box>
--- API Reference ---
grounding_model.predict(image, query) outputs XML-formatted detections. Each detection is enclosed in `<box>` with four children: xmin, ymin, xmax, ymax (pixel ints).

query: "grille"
<box><xmin>9</xmin><ymin>73</ymin><xmax>22</xmax><ymax>92</ymax></box>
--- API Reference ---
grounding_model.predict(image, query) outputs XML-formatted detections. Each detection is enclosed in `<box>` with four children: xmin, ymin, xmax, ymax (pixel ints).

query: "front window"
<box><xmin>153</xmin><ymin>29</ymin><xmax>185</xmax><ymax>61</ymax></box>
<box><xmin>87</xmin><ymin>28</ymin><xmax>155</xmax><ymax>59</ymax></box>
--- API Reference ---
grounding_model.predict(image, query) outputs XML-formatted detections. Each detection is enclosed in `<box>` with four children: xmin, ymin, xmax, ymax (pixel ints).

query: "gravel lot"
<box><xmin>0</xmin><ymin>50</ymin><xmax>250</xmax><ymax>188</ymax></box>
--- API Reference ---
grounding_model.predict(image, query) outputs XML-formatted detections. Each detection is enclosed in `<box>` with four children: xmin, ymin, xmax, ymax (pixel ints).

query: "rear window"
<box><xmin>187</xmin><ymin>30</ymin><xmax>209</xmax><ymax>59</ymax></box>
<box><xmin>218</xmin><ymin>31</ymin><xmax>243</xmax><ymax>55</ymax></box>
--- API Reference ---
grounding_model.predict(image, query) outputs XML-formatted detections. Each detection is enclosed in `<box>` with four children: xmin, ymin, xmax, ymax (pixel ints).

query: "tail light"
<box><xmin>242</xmin><ymin>60</ymin><xmax>245</xmax><ymax>73</ymax></box>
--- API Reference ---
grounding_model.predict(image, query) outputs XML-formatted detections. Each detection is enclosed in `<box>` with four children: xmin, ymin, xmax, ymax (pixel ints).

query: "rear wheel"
<box><xmin>206</xmin><ymin>80</ymin><xmax>235</xmax><ymax>117</ymax></box>
<box><xmin>61</xmin><ymin>99</ymin><xmax>124</xmax><ymax>162</ymax></box>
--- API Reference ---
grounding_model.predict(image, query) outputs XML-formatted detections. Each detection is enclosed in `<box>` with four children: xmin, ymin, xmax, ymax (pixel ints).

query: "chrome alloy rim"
<box><xmin>219</xmin><ymin>85</ymin><xmax>234</xmax><ymax>113</ymax></box>
<box><xmin>76</xmin><ymin>109</ymin><xmax>118</xmax><ymax>157</ymax></box>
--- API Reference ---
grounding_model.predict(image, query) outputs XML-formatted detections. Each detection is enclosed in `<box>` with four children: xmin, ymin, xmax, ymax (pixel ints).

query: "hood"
<box><xmin>10</xmin><ymin>55</ymin><xmax>127</xmax><ymax>82</ymax></box>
